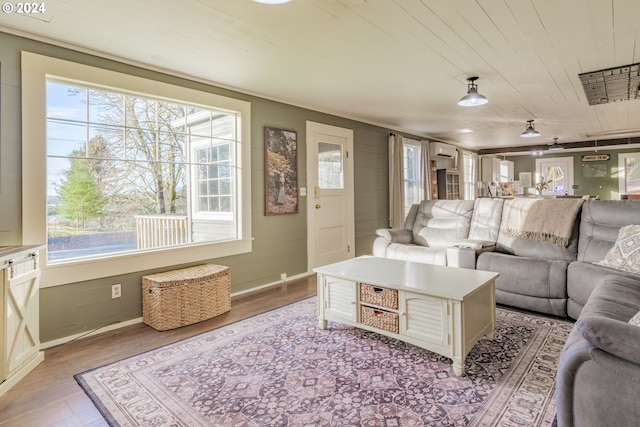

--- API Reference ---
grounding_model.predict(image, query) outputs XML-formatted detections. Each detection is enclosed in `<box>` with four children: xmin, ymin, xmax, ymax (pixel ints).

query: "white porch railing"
<box><xmin>135</xmin><ymin>215</ymin><xmax>188</xmax><ymax>249</ymax></box>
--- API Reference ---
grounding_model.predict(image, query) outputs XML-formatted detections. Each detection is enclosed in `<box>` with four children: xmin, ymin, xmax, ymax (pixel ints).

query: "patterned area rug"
<box><xmin>75</xmin><ymin>298</ymin><xmax>572</xmax><ymax>426</ymax></box>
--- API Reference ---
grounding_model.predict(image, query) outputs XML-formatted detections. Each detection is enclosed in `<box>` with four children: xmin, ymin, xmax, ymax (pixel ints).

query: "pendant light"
<box><xmin>458</xmin><ymin>77</ymin><xmax>488</xmax><ymax>107</ymax></box>
<box><xmin>548</xmin><ymin>137</ymin><xmax>564</xmax><ymax>151</ymax></box>
<box><xmin>520</xmin><ymin>120</ymin><xmax>540</xmax><ymax>138</ymax></box>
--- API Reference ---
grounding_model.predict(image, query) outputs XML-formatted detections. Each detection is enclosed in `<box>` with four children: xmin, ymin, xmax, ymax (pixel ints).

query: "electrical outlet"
<box><xmin>111</xmin><ymin>283</ymin><xmax>122</xmax><ymax>299</ymax></box>
<box><xmin>280</xmin><ymin>273</ymin><xmax>287</xmax><ymax>281</ymax></box>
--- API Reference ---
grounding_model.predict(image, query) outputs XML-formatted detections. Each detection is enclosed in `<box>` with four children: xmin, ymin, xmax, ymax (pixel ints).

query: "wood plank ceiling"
<box><xmin>1</xmin><ymin>0</ymin><xmax>639</xmax><ymax>152</ymax></box>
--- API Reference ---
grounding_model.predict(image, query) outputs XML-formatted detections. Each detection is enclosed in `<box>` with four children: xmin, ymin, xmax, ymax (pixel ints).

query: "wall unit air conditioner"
<box><xmin>429</xmin><ymin>142</ymin><xmax>457</xmax><ymax>159</ymax></box>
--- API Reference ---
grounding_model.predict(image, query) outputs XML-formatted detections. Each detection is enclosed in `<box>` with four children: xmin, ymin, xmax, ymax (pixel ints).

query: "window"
<box><xmin>619</xmin><ymin>153</ymin><xmax>640</xmax><ymax>196</ymax></box>
<box><xmin>535</xmin><ymin>157</ymin><xmax>574</xmax><ymax>195</ymax></box>
<box><xmin>318</xmin><ymin>142</ymin><xmax>343</xmax><ymax>189</ymax></box>
<box><xmin>22</xmin><ymin>52</ymin><xmax>252</xmax><ymax>287</ymax></box>
<box><xmin>403</xmin><ymin>142</ymin><xmax>423</xmax><ymax>215</ymax></box>
<box><xmin>462</xmin><ymin>151</ymin><xmax>477</xmax><ymax>200</ymax></box>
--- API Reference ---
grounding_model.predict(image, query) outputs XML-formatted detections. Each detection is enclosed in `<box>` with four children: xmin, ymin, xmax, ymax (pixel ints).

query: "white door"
<box><xmin>535</xmin><ymin>157</ymin><xmax>574</xmax><ymax>196</ymax></box>
<box><xmin>306</xmin><ymin>121</ymin><xmax>354</xmax><ymax>270</ymax></box>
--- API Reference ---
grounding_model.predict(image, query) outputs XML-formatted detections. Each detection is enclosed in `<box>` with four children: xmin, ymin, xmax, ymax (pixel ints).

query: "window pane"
<box><xmin>463</xmin><ymin>152</ymin><xmax>476</xmax><ymax>200</ymax></box>
<box><xmin>544</xmin><ymin>166</ymin><xmax>566</xmax><ymax>194</ymax></box>
<box><xmin>626</xmin><ymin>157</ymin><xmax>640</xmax><ymax>193</ymax></box>
<box><xmin>47</xmin><ymin>119</ymin><xmax>87</xmax><ymax>156</ymax></box>
<box><xmin>88</xmin><ymin>125</ymin><xmax>123</xmax><ymax>159</ymax></box>
<box><xmin>89</xmin><ymin>89</ymin><xmax>123</xmax><ymax>125</ymax></box>
<box><xmin>403</xmin><ymin>145</ymin><xmax>422</xmax><ymax>212</ymax></box>
<box><xmin>318</xmin><ymin>142</ymin><xmax>343</xmax><ymax>189</ymax></box>
<box><xmin>47</xmin><ymin>82</ymin><xmax>86</xmax><ymax>121</ymax></box>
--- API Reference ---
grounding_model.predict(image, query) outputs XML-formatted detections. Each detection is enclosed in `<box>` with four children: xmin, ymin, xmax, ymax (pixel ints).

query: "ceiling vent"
<box><xmin>579</xmin><ymin>63</ymin><xmax>640</xmax><ymax>105</ymax></box>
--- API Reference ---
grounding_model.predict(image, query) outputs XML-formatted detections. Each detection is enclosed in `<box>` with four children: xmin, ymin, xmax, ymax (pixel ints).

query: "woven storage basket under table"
<box><xmin>142</xmin><ymin>264</ymin><xmax>230</xmax><ymax>331</ymax></box>
<box><xmin>360</xmin><ymin>283</ymin><xmax>399</xmax><ymax>309</ymax></box>
<box><xmin>360</xmin><ymin>305</ymin><xmax>399</xmax><ymax>334</ymax></box>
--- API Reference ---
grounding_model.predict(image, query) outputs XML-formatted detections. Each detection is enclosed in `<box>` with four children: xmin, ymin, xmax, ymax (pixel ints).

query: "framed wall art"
<box><xmin>519</xmin><ymin>172</ymin><xmax>532</xmax><ymax>188</ymax></box>
<box><xmin>264</xmin><ymin>127</ymin><xmax>299</xmax><ymax>215</ymax></box>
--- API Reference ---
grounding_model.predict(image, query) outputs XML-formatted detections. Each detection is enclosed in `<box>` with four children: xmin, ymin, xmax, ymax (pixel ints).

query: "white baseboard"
<box><xmin>40</xmin><ymin>271</ymin><xmax>314</xmax><ymax>350</ymax></box>
<box><xmin>41</xmin><ymin>317</ymin><xmax>143</xmax><ymax>350</ymax></box>
<box><xmin>230</xmin><ymin>271</ymin><xmax>313</xmax><ymax>297</ymax></box>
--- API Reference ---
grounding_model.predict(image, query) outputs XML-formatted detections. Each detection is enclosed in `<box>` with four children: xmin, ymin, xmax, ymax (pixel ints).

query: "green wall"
<box><xmin>0</xmin><ymin>31</ymin><xmax>396</xmax><ymax>343</ymax></box>
<box><xmin>508</xmin><ymin>148</ymin><xmax>639</xmax><ymax>199</ymax></box>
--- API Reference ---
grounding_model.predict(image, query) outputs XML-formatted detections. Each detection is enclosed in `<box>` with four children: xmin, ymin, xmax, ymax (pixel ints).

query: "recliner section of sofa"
<box><xmin>373</xmin><ymin>200</ymin><xmax>475</xmax><ymax>266</ymax></box>
<box><xmin>476</xmin><ymin>200</ymin><xmax>582</xmax><ymax>318</ymax></box>
<box><xmin>555</xmin><ymin>275</ymin><xmax>640</xmax><ymax>427</ymax></box>
<box><xmin>566</xmin><ymin>200</ymin><xmax>640</xmax><ymax>318</ymax></box>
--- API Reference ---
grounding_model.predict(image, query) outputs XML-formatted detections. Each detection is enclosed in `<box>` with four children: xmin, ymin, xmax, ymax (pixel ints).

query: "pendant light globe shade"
<box><xmin>521</xmin><ymin>119</ymin><xmax>540</xmax><ymax>137</ymax></box>
<box><xmin>458</xmin><ymin>77</ymin><xmax>488</xmax><ymax>107</ymax></box>
<box><xmin>548</xmin><ymin>138</ymin><xmax>564</xmax><ymax>151</ymax></box>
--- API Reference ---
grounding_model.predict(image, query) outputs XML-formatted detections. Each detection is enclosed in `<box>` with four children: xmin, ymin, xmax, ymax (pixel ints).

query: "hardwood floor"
<box><xmin>0</xmin><ymin>275</ymin><xmax>317</xmax><ymax>427</ymax></box>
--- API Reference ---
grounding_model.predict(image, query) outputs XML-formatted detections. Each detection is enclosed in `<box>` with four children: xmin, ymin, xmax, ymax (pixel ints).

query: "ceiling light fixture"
<box><xmin>548</xmin><ymin>137</ymin><xmax>564</xmax><ymax>151</ymax></box>
<box><xmin>521</xmin><ymin>120</ymin><xmax>540</xmax><ymax>138</ymax></box>
<box><xmin>457</xmin><ymin>77</ymin><xmax>488</xmax><ymax>107</ymax></box>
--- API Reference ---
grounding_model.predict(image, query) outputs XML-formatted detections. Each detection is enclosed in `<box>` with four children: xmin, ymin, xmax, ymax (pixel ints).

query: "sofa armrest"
<box><xmin>577</xmin><ymin>315</ymin><xmax>640</xmax><ymax>365</ymax></box>
<box><xmin>446</xmin><ymin>241</ymin><xmax>496</xmax><ymax>269</ymax></box>
<box><xmin>452</xmin><ymin>239</ymin><xmax>495</xmax><ymax>250</ymax></box>
<box><xmin>375</xmin><ymin>228</ymin><xmax>413</xmax><ymax>244</ymax></box>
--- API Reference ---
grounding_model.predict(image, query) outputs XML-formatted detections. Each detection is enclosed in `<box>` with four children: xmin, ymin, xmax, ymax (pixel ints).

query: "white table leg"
<box><xmin>318</xmin><ymin>318</ymin><xmax>327</xmax><ymax>329</ymax></box>
<box><xmin>452</xmin><ymin>358</ymin><xmax>464</xmax><ymax>376</ymax></box>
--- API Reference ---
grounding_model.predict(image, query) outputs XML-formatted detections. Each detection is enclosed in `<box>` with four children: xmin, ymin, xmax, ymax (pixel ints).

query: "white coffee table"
<box><xmin>314</xmin><ymin>256</ymin><xmax>499</xmax><ymax>376</ymax></box>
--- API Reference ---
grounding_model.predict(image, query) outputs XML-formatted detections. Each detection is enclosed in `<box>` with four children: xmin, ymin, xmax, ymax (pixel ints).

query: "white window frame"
<box><xmin>22</xmin><ymin>52</ymin><xmax>252</xmax><ymax>288</ymax></box>
<box><xmin>618</xmin><ymin>152</ymin><xmax>640</xmax><ymax>197</ymax></box>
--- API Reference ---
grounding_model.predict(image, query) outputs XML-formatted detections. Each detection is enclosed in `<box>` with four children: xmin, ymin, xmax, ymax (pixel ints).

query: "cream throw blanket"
<box><xmin>503</xmin><ymin>198</ymin><xmax>584</xmax><ymax>247</ymax></box>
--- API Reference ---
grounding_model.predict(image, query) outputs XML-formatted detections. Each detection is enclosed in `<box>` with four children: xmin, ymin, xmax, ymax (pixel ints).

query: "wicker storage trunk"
<box><xmin>142</xmin><ymin>264</ymin><xmax>230</xmax><ymax>331</ymax></box>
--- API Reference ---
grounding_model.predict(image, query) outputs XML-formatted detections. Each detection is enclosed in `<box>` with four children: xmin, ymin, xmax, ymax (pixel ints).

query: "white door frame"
<box><xmin>306</xmin><ymin>121</ymin><xmax>355</xmax><ymax>272</ymax></box>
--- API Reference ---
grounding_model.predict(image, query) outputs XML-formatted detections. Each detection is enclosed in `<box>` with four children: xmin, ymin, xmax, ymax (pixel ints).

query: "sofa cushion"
<box><xmin>576</xmin><ymin>275</ymin><xmax>640</xmax><ymax>365</ymax></box>
<box><xmin>578</xmin><ymin>200</ymin><xmax>640</xmax><ymax>263</ymax></box>
<box><xmin>596</xmin><ymin>224</ymin><xmax>640</xmax><ymax>274</ymax></box>
<box><xmin>468</xmin><ymin>198</ymin><xmax>504</xmax><ymax>243</ymax></box>
<box><xmin>411</xmin><ymin>200</ymin><xmax>474</xmax><ymax>248</ymax></box>
<box><xmin>385</xmin><ymin>243</ymin><xmax>448</xmax><ymax>266</ymax></box>
<box><xmin>477</xmin><ymin>251</ymin><xmax>568</xmax><ymax>299</ymax></box>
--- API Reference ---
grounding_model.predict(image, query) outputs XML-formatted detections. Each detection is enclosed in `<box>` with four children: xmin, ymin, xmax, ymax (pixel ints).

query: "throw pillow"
<box><xmin>597</xmin><ymin>224</ymin><xmax>640</xmax><ymax>274</ymax></box>
<box><xmin>630</xmin><ymin>311</ymin><xmax>640</xmax><ymax>326</ymax></box>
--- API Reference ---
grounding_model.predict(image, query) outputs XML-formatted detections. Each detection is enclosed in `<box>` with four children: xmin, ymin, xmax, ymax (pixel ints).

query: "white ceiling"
<box><xmin>2</xmin><ymin>0</ymin><xmax>640</xmax><ymax>150</ymax></box>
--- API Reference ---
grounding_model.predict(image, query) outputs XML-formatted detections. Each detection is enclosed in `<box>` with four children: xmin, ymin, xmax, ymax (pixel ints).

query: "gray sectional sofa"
<box><xmin>373</xmin><ymin>198</ymin><xmax>640</xmax><ymax>320</ymax></box>
<box><xmin>374</xmin><ymin>198</ymin><xmax>640</xmax><ymax>427</ymax></box>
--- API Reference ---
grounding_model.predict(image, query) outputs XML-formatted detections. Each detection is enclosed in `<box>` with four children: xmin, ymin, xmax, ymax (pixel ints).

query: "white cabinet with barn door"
<box><xmin>0</xmin><ymin>246</ymin><xmax>44</xmax><ymax>398</ymax></box>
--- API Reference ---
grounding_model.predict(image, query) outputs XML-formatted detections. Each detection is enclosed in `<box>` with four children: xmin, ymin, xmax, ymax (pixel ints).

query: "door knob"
<box><xmin>315</xmin><ymin>204</ymin><xmax>321</xmax><ymax>209</ymax></box>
